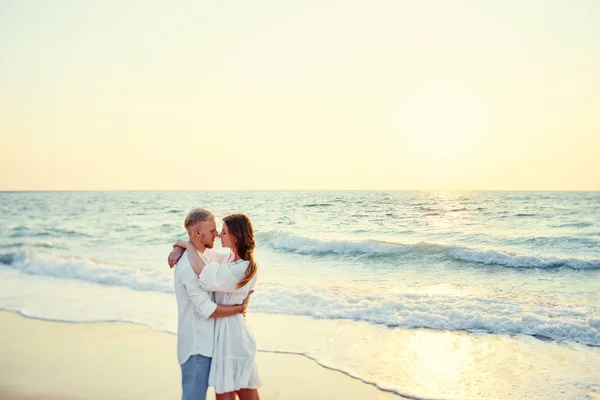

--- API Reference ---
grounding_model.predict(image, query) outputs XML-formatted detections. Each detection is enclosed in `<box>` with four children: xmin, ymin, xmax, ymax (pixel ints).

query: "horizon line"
<box><xmin>1</xmin><ymin>189</ymin><xmax>599</xmax><ymax>193</ymax></box>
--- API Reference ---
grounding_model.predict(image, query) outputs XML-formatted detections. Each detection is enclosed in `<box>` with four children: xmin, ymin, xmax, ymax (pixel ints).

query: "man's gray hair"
<box><xmin>184</xmin><ymin>208</ymin><xmax>215</xmax><ymax>229</ymax></box>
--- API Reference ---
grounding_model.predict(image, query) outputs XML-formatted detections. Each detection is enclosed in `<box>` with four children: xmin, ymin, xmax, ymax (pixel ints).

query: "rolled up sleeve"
<box><xmin>180</xmin><ymin>267</ymin><xmax>217</xmax><ymax>318</ymax></box>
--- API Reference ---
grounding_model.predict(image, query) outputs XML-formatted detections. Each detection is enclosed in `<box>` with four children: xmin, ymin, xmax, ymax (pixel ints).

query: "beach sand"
<box><xmin>0</xmin><ymin>311</ymin><xmax>398</xmax><ymax>400</ymax></box>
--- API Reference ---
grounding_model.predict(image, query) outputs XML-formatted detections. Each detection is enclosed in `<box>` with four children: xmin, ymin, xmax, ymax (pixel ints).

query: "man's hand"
<box><xmin>241</xmin><ymin>290</ymin><xmax>254</xmax><ymax>318</ymax></box>
<box><xmin>168</xmin><ymin>246</ymin><xmax>186</xmax><ymax>268</ymax></box>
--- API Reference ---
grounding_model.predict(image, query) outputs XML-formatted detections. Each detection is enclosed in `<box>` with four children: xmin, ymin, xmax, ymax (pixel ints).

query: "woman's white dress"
<box><xmin>198</xmin><ymin>254</ymin><xmax>261</xmax><ymax>394</ymax></box>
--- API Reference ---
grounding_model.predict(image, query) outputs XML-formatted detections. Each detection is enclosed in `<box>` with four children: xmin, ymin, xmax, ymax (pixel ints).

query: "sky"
<box><xmin>1</xmin><ymin>0</ymin><xmax>599</xmax><ymax>190</ymax></box>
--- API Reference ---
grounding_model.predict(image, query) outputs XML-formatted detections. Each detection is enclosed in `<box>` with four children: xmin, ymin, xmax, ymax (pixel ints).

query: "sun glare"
<box><xmin>399</xmin><ymin>87</ymin><xmax>485</xmax><ymax>159</ymax></box>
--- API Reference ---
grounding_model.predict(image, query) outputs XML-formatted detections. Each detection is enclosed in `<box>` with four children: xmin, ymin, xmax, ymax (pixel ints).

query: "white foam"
<box><xmin>1</xmin><ymin>251</ymin><xmax>173</xmax><ymax>293</ymax></box>
<box><xmin>260</xmin><ymin>231</ymin><xmax>600</xmax><ymax>270</ymax></box>
<box><xmin>447</xmin><ymin>246</ymin><xmax>600</xmax><ymax>269</ymax></box>
<box><xmin>1</xmin><ymin>250</ymin><xmax>598</xmax><ymax>346</ymax></box>
<box><xmin>248</xmin><ymin>284</ymin><xmax>600</xmax><ymax>346</ymax></box>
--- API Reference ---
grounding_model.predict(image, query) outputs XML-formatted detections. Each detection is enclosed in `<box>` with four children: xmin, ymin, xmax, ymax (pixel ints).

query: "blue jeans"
<box><xmin>181</xmin><ymin>354</ymin><xmax>212</xmax><ymax>400</ymax></box>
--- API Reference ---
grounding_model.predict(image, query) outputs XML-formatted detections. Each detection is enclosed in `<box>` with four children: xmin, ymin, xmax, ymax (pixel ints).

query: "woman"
<box><xmin>173</xmin><ymin>213</ymin><xmax>261</xmax><ymax>400</ymax></box>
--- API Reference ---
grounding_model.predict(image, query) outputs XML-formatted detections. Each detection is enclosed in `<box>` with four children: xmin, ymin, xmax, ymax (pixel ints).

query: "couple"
<box><xmin>168</xmin><ymin>208</ymin><xmax>261</xmax><ymax>400</ymax></box>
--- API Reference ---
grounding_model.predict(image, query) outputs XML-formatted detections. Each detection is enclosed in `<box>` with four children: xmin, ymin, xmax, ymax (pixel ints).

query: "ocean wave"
<box><xmin>0</xmin><ymin>242</ymin><xmax>24</xmax><ymax>249</ymax></box>
<box><xmin>258</xmin><ymin>231</ymin><xmax>600</xmax><ymax>270</ymax></box>
<box><xmin>554</xmin><ymin>222</ymin><xmax>594</xmax><ymax>228</ymax></box>
<box><xmin>414</xmin><ymin>205</ymin><xmax>484</xmax><ymax>213</ymax></box>
<box><xmin>0</xmin><ymin>253</ymin><xmax>16</xmax><ymax>265</ymax></box>
<box><xmin>250</xmin><ymin>285</ymin><xmax>600</xmax><ymax>347</ymax></box>
<box><xmin>303</xmin><ymin>203</ymin><xmax>333</xmax><ymax>207</ymax></box>
<box><xmin>446</xmin><ymin>246</ymin><xmax>599</xmax><ymax>269</ymax></box>
<box><xmin>9</xmin><ymin>227</ymin><xmax>92</xmax><ymax>239</ymax></box>
<box><xmin>0</xmin><ymin>241</ymin><xmax>68</xmax><ymax>250</ymax></box>
<box><xmin>1</xmin><ymin>251</ymin><xmax>598</xmax><ymax>346</ymax></box>
<box><xmin>0</xmin><ymin>251</ymin><xmax>173</xmax><ymax>293</ymax></box>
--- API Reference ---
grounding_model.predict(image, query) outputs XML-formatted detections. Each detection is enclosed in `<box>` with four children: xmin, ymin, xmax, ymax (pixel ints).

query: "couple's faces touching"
<box><xmin>194</xmin><ymin>218</ymin><xmax>235</xmax><ymax>250</ymax></box>
<box><xmin>219</xmin><ymin>222</ymin><xmax>235</xmax><ymax>249</ymax></box>
<box><xmin>193</xmin><ymin>219</ymin><xmax>219</xmax><ymax>249</ymax></box>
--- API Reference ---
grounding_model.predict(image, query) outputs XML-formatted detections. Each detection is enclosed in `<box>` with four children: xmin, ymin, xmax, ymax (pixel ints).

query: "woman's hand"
<box><xmin>168</xmin><ymin>246</ymin><xmax>185</xmax><ymax>268</ymax></box>
<box><xmin>241</xmin><ymin>290</ymin><xmax>254</xmax><ymax>319</ymax></box>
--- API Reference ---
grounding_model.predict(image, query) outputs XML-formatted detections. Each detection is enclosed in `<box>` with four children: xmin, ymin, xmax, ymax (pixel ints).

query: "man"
<box><xmin>172</xmin><ymin>208</ymin><xmax>252</xmax><ymax>400</ymax></box>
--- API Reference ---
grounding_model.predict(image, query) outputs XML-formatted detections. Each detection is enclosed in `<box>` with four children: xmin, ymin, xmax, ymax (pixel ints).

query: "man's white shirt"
<box><xmin>174</xmin><ymin>248</ymin><xmax>220</xmax><ymax>365</ymax></box>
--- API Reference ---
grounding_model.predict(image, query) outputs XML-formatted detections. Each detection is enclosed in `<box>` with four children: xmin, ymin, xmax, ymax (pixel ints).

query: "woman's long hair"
<box><xmin>223</xmin><ymin>213</ymin><xmax>258</xmax><ymax>289</ymax></box>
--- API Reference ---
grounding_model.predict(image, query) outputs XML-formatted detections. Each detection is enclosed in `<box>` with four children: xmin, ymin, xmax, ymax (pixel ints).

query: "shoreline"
<box><xmin>0</xmin><ymin>311</ymin><xmax>400</xmax><ymax>400</ymax></box>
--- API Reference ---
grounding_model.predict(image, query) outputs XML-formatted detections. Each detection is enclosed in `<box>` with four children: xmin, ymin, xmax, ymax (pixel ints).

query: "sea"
<box><xmin>1</xmin><ymin>191</ymin><xmax>599</xmax><ymax>400</ymax></box>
